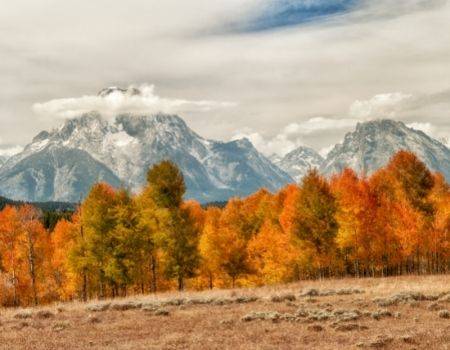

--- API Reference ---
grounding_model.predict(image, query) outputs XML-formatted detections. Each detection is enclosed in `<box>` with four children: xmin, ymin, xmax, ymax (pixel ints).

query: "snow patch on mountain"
<box><xmin>272</xmin><ymin>146</ymin><xmax>324</xmax><ymax>182</ymax></box>
<box><xmin>0</xmin><ymin>111</ymin><xmax>293</xmax><ymax>202</ymax></box>
<box><xmin>321</xmin><ymin>119</ymin><xmax>450</xmax><ymax>180</ymax></box>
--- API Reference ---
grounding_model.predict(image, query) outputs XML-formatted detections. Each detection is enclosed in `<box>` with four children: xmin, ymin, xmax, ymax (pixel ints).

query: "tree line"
<box><xmin>0</xmin><ymin>151</ymin><xmax>448</xmax><ymax>306</ymax></box>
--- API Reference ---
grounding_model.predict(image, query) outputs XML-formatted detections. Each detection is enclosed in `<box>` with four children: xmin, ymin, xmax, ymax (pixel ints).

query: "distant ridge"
<box><xmin>0</xmin><ymin>195</ymin><xmax>76</xmax><ymax>212</ymax></box>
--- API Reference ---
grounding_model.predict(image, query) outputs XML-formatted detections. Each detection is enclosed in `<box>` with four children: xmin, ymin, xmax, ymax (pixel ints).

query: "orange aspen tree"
<box><xmin>0</xmin><ymin>206</ymin><xmax>22</xmax><ymax>306</ymax></box>
<box><xmin>247</xmin><ymin>220</ymin><xmax>298</xmax><ymax>285</ymax></box>
<box><xmin>198</xmin><ymin>207</ymin><xmax>224</xmax><ymax>289</ymax></box>
<box><xmin>17</xmin><ymin>205</ymin><xmax>51</xmax><ymax>306</ymax></box>
<box><xmin>283</xmin><ymin>169</ymin><xmax>338</xmax><ymax>279</ymax></box>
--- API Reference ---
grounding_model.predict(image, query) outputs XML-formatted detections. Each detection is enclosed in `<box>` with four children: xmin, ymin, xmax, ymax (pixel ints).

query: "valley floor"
<box><xmin>0</xmin><ymin>275</ymin><xmax>449</xmax><ymax>349</ymax></box>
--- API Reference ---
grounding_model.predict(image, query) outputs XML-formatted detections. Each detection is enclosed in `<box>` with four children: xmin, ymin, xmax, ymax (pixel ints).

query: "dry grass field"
<box><xmin>0</xmin><ymin>275</ymin><xmax>449</xmax><ymax>350</ymax></box>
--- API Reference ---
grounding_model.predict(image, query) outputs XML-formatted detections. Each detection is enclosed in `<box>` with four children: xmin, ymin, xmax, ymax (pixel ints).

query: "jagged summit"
<box><xmin>0</xmin><ymin>112</ymin><xmax>293</xmax><ymax>202</ymax></box>
<box><xmin>321</xmin><ymin>119</ymin><xmax>450</xmax><ymax>180</ymax></box>
<box><xmin>98</xmin><ymin>86</ymin><xmax>141</xmax><ymax>97</ymax></box>
<box><xmin>1</xmin><ymin>115</ymin><xmax>448</xmax><ymax>203</ymax></box>
<box><xmin>273</xmin><ymin>119</ymin><xmax>450</xmax><ymax>183</ymax></box>
<box><xmin>272</xmin><ymin>146</ymin><xmax>324</xmax><ymax>182</ymax></box>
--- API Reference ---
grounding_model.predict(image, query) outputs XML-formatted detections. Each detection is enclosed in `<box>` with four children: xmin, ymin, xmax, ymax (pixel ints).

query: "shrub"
<box><xmin>142</xmin><ymin>303</ymin><xmax>160</xmax><ymax>312</ymax></box>
<box><xmin>86</xmin><ymin>303</ymin><xmax>110</xmax><ymax>312</ymax></box>
<box><xmin>378</xmin><ymin>309</ymin><xmax>392</xmax><ymax>317</ymax></box>
<box><xmin>212</xmin><ymin>298</ymin><xmax>234</xmax><ymax>306</ymax></box>
<box><xmin>337</xmin><ymin>311</ymin><xmax>361</xmax><ymax>322</ymax></box>
<box><xmin>307</xmin><ymin>324</ymin><xmax>324</xmax><ymax>332</ymax></box>
<box><xmin>300</xmin><ymin>289</ymin><xmax>319</xmax><ymax>297</ymax></box>
<box><xmin>154</xmin><ymin>308</ymin><xmax>170</xmax><ymax>316</ymax></box>
<box><xmin>14</xmin><ymin>310</ymin><xmax>33</xmax><ymax>319</ymax></box>
<box><xmin>36</xmin><ymin>310</ymin><xmax>54</xmax><ymax>319</ymax></box>
<box><xmin>235</xmin><ymin>296</ymin><xmax>258</xmax><ymax>304</ymax></box>
<box><xmin>162</xmin><ymin>298</ymin><xmax>185</xmax><ymax>306</ymax></box>
<box><xmin>270</xmin><ymin>293</ymin><xmax>295</xmax><ymax>303</ymax></box>
<box><xmin>438</xmin><ymin>310</ymin><xmax>450</xmax><ymax>319</ymax></box>
<box><xmin>241</xmin><ymin>311</ymin><xmax>281</xmax><ymax>322</ymax></box>
<box><xmin>87</xmin><ymin>314</ymin><xmax>101</xmax><ymax>324</ymax></box>
<box><xmin>11</xmin><ymin>321</ymin><xmax>29</xmax><ymax>330</ymax></box>
<box><xmin>110</xmin><ymin>301</ymin><xmax>142</xmax><ymax>311</ymax></box>
<box><xmin>401</xmin><ymin>335</ymin><xmax>415</xmax><ymax>344</ymax></box>
<box><xmin>427</xmin><ymin>302</ymin><xmax>444</xmax><ymax>311</ymax></box>
<box><xmin>334</xmin><ymin>323</ymin><xmax>366</xmax><ymax>332</ymax></box>
<box><xmin>368</xmin><ymin>335</ymin><xmax>393</xmax><ymax>348</ymax></box>
<box><xmin>336</xmin><ymin>288</ymin><xmax>364</xmax><ymax>295</ymax></box>
<box><xmin>52</xmin><ymin>321</ymin><xmax>70</xmax><ymax>332</ymax></box>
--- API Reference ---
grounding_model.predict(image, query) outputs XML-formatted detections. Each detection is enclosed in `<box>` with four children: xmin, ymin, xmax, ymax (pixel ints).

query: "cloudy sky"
<box><xmin>1</xmin><ymin>0</ymin><xmax>450</xmax><ymax>157</ymax></box>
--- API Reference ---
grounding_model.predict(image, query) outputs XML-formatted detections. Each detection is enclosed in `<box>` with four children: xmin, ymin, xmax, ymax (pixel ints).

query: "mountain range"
<box><xmin>270</xmin><ymin>146</ymin><xmax>324</xmax><ymax>183</ymax></box>
<box><xmin>272</xmin><ymin>119</ymin><xmax>450</xmax><ymax>182</ymax></box>
<box><xmin>320</xmin><ymin>119</ymin><xmax>450</xmax><ymax>179</ymax></box>
<box><xmin>0</xmin><ymin>88</ymin><xmax>449</xmax><ymax>203</ymax></box>
<box><xmin>0</xmin><ymin>89</ymin><xmax>292</xmax><ymax>202</ymax></box>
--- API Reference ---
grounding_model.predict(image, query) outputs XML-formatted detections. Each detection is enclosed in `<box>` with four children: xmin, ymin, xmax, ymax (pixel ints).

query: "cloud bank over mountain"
<box><xmin>33</xmin><ymin>85</ymin><xmax>236</xmax><ymax>120</ymax></box>
<box><xmin>1</xmin><ymin>0</ymin><xmax>450</xmax><ymax>156</ymax></box>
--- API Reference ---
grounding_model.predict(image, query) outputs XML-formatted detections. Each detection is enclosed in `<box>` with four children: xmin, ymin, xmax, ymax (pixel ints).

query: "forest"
<box><xmin>0</xmin><ymin>150</ymin><xmax>448</xmax><ymax>307</ymax></box>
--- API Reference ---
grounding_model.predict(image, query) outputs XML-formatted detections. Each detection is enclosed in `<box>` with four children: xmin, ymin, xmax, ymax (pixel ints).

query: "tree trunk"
<box><xmin>10</xmin><ymin>249</ymin><xmax>18</xmax><ymax>307</ymax></box>
<box><xmin>99</xmin><ymin>275</ymin><xmax>105</xmax><ymax>299</ymax></box>
<box><xmin>12</xmin><ymin>267</ymin><xmax>18</xmax><ymax>307</ymax></box>
<box><xmin>208</xmin><ymin>272</ymin><xmax>213</xmax><ymax>290</ymax></box>
<box><xmin>79</xmin><ymin>214</ymin><xmax>88</xmax><ymax>302</ymax></box>
<box><xmin>178</xmin><ymin>275</ymin><xmax>184</xmax><ymax>291</ymax></box>
<box><xmin>150</xmin><ymin>253</ymin><xmax>157</xmax><ymax>293</ymax></box>
<box><xmin>82</xmin><ymin>271</ymin><xmax>87</xmax><ymax>302</ymax></box>
<box><xmin>26</xmin><ymin>230</ymin><xmax>38</xmax><ymax>306</ymax></box>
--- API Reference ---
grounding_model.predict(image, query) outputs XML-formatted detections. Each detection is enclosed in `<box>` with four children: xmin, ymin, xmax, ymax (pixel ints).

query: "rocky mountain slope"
<box><xmin>0</xmin><ymin>89</ymin><xmax>293</xmax><ymax>202</ymax></box>
<box><xmin>320</xmin><ymin>119</ymin><xmax>450</xmax><ymax>180</ymax></box>
<box><xmin>1</xmin><ymin>91</ymin><xmax>448</xmax><ymax>203</ymax></box>
<box><xmin>0</xmin><ymin>144</ymin><xmax>122</xmax><ymax>202</ymax></box>
<box><xmin>271</xmin><ymin>146</ymin><xmax>324</xmax><ymax>182</ymax></box>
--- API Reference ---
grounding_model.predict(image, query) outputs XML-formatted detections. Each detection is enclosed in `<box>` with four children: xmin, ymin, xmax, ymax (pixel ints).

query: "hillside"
<box><xmin>0</xmin><ymin>275</ymin><xmax>449</xmax><ymax>350</ymax></box>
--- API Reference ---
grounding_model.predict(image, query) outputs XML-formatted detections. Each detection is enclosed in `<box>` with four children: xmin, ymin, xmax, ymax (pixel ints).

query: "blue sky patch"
<box><xmin>235</xmin><ymin>0</ymin><xmax>359</xmax><ymax>32</ymax></box>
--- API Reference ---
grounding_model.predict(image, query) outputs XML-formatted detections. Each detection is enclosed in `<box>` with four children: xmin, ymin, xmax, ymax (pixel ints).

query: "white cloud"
<box><xmin>237</xmin><ymin>95</ymin><xmax>450</xmax><ymax>157</ymax></box>
<box><xmin>406</xmin><ymin>122</ymin><xmax>434</xmax><ymax>135</ymax></box>
<box><xmin>350</xmin><ymin>90</ymin><xmax>450</xmax><ymax>119</ymax></box>
<box><xmin>407</xmin><ymin>122</ymin><xmax>450</xmax><ymax>147</ymax></box>
<box><xmin>1</xmin><ymin>0</ymin><xmax>450</xmax><ymax>151</ymax></box>
<box><xmin>0</xmin><ymin>145</ymin><xmax>23</xmax><ymax>157</ymax></box>
<box><xmin>232</xmin><ymin>128</ymin><xmax>299</xmax><ymax>156</ymax></box>
<box><xmin>0</xmin><ymin>137</ymin><xmax>23</xmax><ymax>157</ymax></box>
<box><xmin>348</xmin><ymin>91</ymin><xmax>450</xmax><ymax>147</ymax></box>
<box><xmin>32</xmin><ymin>84</ymin><xmax>236</xmax><ymax>120</ymax></box>
<box><xmin>284</xmin><ymin>117</ymin><xmax>358</xmax><ymax>136</ymax></box>
<box><xmin>233</xmin><ymin>117</ymin><xmax>359</xmax><ymax>156</ymax></box>
<box><xmin>349</xmin><ymin>93</ymin><xmax>413</xmax><ymax>119</ymax></box>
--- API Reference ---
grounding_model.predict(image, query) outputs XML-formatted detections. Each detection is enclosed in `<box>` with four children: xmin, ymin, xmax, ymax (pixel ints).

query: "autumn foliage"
<box><xmin>0</xmin><ymin>152</ymin><xmax>449</xmax><ymax>306</ymax></box>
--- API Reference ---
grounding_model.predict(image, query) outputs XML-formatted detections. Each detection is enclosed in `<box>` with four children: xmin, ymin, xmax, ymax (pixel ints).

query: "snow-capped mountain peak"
<box><xmin>321</xmin><ymin>119</ymin><xmax>450</xmax><ymax>180</ymax></box>
<box><xmin>272</xmin><ymin>146</ymin><xmax>324</xmax><ymax>182</ymax></box>
<box><xmin>98</xmin><ymin>86</ymin><xmax>141</xmax><ymax>97</ymax></box>
<box><xmin>0</xmin><ymin>111</ymin><xmax>293</xmax><ymax>202</ymax></box>
<box><xmin>2</xmin><ymin>114</ymin><xmax>447</xmax><ymax>203</ymax></box>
